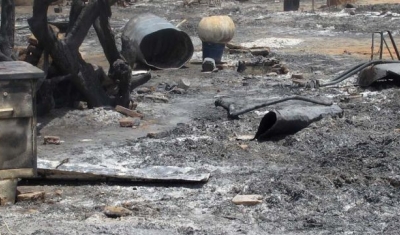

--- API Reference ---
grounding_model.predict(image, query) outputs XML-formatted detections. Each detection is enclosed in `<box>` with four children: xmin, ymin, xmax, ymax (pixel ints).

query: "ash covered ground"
<box><xmin>2</xmin><ymin>0</ymin><xmax>400</xmax><ymax>234</ymax></box>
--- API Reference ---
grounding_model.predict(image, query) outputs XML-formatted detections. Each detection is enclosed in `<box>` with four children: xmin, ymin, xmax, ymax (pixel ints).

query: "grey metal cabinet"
<box><xmin>0</xmin><ymin>61</ymin><xmax>44</xmax><ymax>179</ymax></box>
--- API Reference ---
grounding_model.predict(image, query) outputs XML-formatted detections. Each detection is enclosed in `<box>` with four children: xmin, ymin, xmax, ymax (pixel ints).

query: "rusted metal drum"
<box><xmin>197</xmin><ymin>15</ymin><xmax>235</xmax><ymax>44</ymax></box>
<box><xmin>121</xmin><ymin>13</ymin><xmax>194</xmax><ymax>69</ymax></box>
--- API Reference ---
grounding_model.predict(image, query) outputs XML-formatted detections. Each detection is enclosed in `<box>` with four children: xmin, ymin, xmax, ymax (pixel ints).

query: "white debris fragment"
<box><xmin>254</xmin><ymin>110</ymin><xmax>269</xmax><ymax>117</ymax></box>
<box><xmin>240</xmin><ymin>37</ymin><xmax>303</xmax><ymax>49</ymax></box>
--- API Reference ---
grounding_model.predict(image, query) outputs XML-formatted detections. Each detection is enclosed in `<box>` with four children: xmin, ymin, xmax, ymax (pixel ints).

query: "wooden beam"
<box><xmin>0</xmin><ymin>168</ymin><xmax>35</xmax><ymax>179</ymax></box>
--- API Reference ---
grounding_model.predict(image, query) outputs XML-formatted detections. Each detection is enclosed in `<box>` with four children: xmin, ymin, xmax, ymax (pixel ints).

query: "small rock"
<box><xmin>281</xmin><ymin>65</ymin><xmax>289</xmax><ymax>74</ymax></box>
<box><xmin>103</xmin><ymin>206</ymin><xmax>132</xmax><ymax>218</ymax></box>
<box><xmin>44</xmin><ymin>136</ymin><xmax>61</xmax><ymax>145</ymax></box>
<box><xmin>250</xmin><ymin>48</ymin><xmax>270</xmax><ymax>57</ymax></box>
<box><xmin>147</xmin><ymin>131</ymin><xmax>169</xmax><ymax>139</ymax></box>
<box><xmin>178</xmin><ymin>78</ymin><xmax>191</xmax><ymax>90</ymax></box>
<box><xmin>236</xmin><ymin>135</ymin><xmax>255</xmax><ymax>141</ymax></box>
<box><xmin>239</xmin><ymin>144</ymin><xmax>248</xmax><ymax>150</ymax></box>
<box><xmin>313</xmin><ymin>71</ymin><xmax>323</xmax><ymax>75</ymax></box>
<box><xmin>232</xmin><ymin>194</ymin><xmax>263</xmax><ymax>205</ymax></box>
<box><xmin>54</xmin><ymin>189</ymin><xmax>63</xmax><ymax>196</ymax></box>
<box><xmin>165</xmin><ymin>82</ymin><xmax>178</xmax><ymax>91</ymax></box>
<box><xmin>119</xmin><ymin>117</ymin><xmax>140</xmax><ymax>127</ymax></box>
<box><xmin>170</xmin><ymin>88</ymin><xmax>186</xmax><ymax>94</ymax></box>
<box><xmin>17</xmin><ymin>191</ymin><xmax>45</xmax><ymax>202</ymax></box>
<box><xmin>291</xmin><ymin>73</ymin><xmax>304</xmax><ymax>80</ymax></box>
<box><xmin>73</xmin><ymin>101</ymin><xmax>88</xmax><ymax>110</ymax></box>
<box><xmin>136</xmin><ymin>87</ymin><xmax>152</xmax><ymax>94</ymax></box>
<box><xmin>267</xmin><ymin>72</ymin><xmax>278</xmax><ymax>77</ymax></box>
<box><xmin>202</xmin><ymin>58</ymin><xmax>216</xmax><ymax>72</ymax></box>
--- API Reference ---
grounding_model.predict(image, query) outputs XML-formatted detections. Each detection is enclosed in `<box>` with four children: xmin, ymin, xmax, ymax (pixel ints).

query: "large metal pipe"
<box><xmin>255</xmin><ymin>105</ymin><xmax>343</xmax><ymax>140</ymax></box>
<box><xmin>121</xmin><ymin>13</ymin><xmax>194</xmax><ymax>69</ymax></box>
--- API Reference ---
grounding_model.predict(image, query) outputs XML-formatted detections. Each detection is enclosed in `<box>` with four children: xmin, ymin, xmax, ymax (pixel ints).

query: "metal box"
<box><xmin>0</xmin><ymin>61</ymin><xmax>44</xmax><ymax>179</ymax></box>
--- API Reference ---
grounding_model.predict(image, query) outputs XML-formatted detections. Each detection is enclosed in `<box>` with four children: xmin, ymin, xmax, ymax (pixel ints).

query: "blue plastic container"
<box><xmin>202</xmin><ymin>42</ymin><xmax>225</xmax><ymax>63</ymax></box>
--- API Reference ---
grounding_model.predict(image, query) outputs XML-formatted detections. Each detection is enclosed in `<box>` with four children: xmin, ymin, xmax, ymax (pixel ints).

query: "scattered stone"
<box><xmin>239</xmin><ymin>144</ymin><xmax>248</xmax><ymax>150</ymax></box>
<box><xmin>43</xmin><ymin>136</ymin><xmax>61</xmax><ymax>145</ymax></box>
<box><xmin>73</xmin><ymin>101</ymin><xmax>88</xmax><ymax>110</ymax></box>
<box><xmin>250</xmin><ymin>48</ymin><xmax>270</xmax><ymax>57</ymax></box>
<box><xmin>103</xmin><ymin>206</ymin><xmax>132</xmax><ymax>218</ymax></box>
<box><xmin>232</xmin><ymin>194</ymin><xmax>263</xmax><ymax>205</ymax></box>
<box><xmin>178</xmin><ymin>78</ymin><xmax>191</xmax><ymax>90</ymax></box>
<box><xmin>267</xmin><ymin>72</ymin><xmax>278</xmax><ymax>76</ymax></box>
<box><xmin>115</xmin><ymin>105</ymin><xmax>144</xmax><ymax>119</ymax></box>
<box><xmin>347</xmin><ymin>87</ymin><xmax>358</xmax><ymax>95</ymax></box>
<box><xmin>202</xmin><ymin>58</ymin><xmax>216</xmax><ymax>72</ymax></box>
<box><xmin>54</xmin><ymin>189</ymin><xmax>63</xmax><ymax>196</ymax></box>
<box><xmin>340</xmin><ymin>95</ymin><xmax>362</xmax><ymax>103</ymax></box>
<box><xmin>236</xmin><ymin>135</ymin><xmax>255</xmax><ymax>141</ymax></box>
<box><xmin>119</xmin><ymin>117</ymin><xmax>140</xmax><ymax>127</ymax></box>
<box><xmin>165</xmin><ymin>82</ymin><xmax>178</xmax><ymax>91</ymax></box>
<box><xmin>147</xmin><ymin>131</ymin><xmax>170</xmax><ymax>139</ymax></box>
<box><xmin>136</xmin><ymin>87</ymin><xmax>152</xmax><ymax>94</ymax></box>
<box><xmin>281</xmin><ymin>65</ymin><xmax>289</xmax><ymax>74</ymax></box>
<box><xmin>17</xmin><ymin>191</ymin><xmax>45</xmax><ymax>202</ymax></box>
<box><xmin>291</xmin><ymin>73</ymin><xmax>304</xmax><ymax>80</ymax></box>
<box><xmin>271</xmin><ymin>65</ymin><xmax>289</xmax><ymax>74</ymax></box>
<box><xmin>170</xmin><ymin>88</ymin><xmax>186</xmax><ymax>94</ymax></box>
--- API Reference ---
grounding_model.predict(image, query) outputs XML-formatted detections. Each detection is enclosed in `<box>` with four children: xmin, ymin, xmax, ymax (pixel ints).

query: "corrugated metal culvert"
<box><xmin>121</xmin><ymin>13</ymin><xmax>194</xmax><ymax>70</ymax></box>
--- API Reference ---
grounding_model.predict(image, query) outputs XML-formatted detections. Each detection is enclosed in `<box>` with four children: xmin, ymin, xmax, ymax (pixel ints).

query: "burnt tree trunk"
<box><xmin>0</xmin><ymin>0</ymin><xmax>15</xmax><ymax>61</ymax></box>
<box><xmin>94</xmin><ymin>0</ymin><xmax>131</xmax><ymax>107</ymax></box>
<box><xmin>0</xmin><ymin>0</ymin><xmax>144</xmax><ymax>114</ymax></box>
<box><xmin>28</xmin><ymin>0</ymin><xmax>136</xmax><ymax>109</ymax></box>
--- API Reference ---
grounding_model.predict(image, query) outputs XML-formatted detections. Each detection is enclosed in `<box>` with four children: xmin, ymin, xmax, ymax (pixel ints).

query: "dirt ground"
<box><xmin>2</xmin><ymin>0</ymin><xmax>400</xmax><ymax>234</ymax></box>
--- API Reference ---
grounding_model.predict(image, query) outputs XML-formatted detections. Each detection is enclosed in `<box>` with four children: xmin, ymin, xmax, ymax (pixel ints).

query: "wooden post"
<box><xmin>312</xmin><ymin>0</ymin><xmax>315</xmax><ymax>12</ymax></box>
<box><xmin>0</xmin><ymin>179</ymin><xmax>18</xmax><ymax>205</ymax></box>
